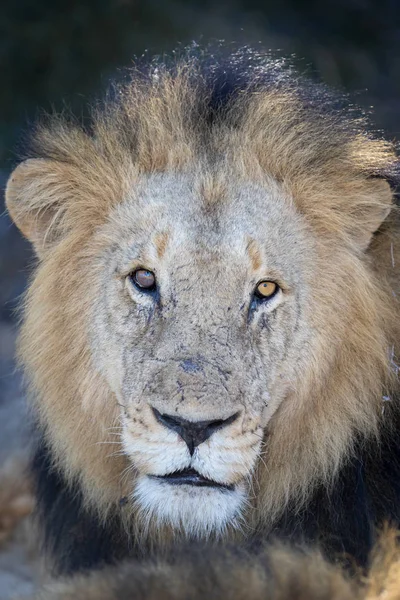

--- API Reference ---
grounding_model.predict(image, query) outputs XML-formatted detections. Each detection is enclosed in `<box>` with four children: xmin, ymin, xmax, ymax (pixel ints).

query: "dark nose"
<box><xmin>152</xmin><ymin>408</ymin><xmax>239</xmax><ymax>455</ymax></box>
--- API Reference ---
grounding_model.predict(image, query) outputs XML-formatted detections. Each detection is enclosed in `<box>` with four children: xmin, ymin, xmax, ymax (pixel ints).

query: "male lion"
<box><xmin>5</xmin><ymin>47</ymin><xmax>400</xmax><ymax>593</ymax></box>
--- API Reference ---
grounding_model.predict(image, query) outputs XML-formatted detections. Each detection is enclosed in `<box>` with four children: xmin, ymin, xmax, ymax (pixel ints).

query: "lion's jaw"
<box><xmin>122</xmin><ymin>402</ymin><xmax>263</xmax><ymax>537</ymax></box>
<box><xmin>91</xmin><ymin>172</ymin><xmax>316</xmax><ymax>537</ymax></box>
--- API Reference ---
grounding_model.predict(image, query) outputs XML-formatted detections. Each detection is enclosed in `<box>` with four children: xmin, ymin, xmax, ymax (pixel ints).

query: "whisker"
<box><xmin>251</xmin><ymin>431</ymin><xmax>266</xmax><ymax>442</ymax></box>
<box><xmin>120</xmin><ymin>463</ymin><xmax>137</xmax><ymax>485</ymax></box>
<box><xmin>246</xmin><ymin>472</ymin><xmax>257</xmax><ymax>500</ymax></box>
<box><xmin>105</xmin><ymin>450</ymin><xmax>126</xmax><ymax>459</ymax></box>
<box><xmin>95</xmin><ymin>441</ymin><xmax>122</xmax><ymax>445</ymax></box>
<box><xmin>258</xmin><ymin>457</ymin><xmax>268</xmax><ymax>473</ymax></box>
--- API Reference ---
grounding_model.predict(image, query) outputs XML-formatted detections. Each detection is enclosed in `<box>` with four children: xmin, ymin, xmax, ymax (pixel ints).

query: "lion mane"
<box><xmin>5</xmin><ymin>47</ymin><xmax>400</xmax><ymax>587</ymax></box>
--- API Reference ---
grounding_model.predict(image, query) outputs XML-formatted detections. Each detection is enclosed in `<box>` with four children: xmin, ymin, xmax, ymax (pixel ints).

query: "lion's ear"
<box><xmin>355</xmin><ymin>178</ymin><xmax>393</xmax><ymax>251</ymax></box>
<box><xmin>5</xmin><ymin>159</ymin><xmax>73</xmax><ymax>257</ymax></box>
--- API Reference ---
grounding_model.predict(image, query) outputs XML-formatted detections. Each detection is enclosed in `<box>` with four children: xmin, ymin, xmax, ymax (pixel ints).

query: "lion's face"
<box><xmin>90</xmin><ymin>171</ymin><xmax>316</xmax><ymax>535</ymax></box>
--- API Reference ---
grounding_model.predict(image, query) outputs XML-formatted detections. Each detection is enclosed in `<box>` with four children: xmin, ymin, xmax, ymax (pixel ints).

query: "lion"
<box><xmin>5</xmin><ymin>47</ymin><xmax>400</xmax><ymax>592</ymax></box>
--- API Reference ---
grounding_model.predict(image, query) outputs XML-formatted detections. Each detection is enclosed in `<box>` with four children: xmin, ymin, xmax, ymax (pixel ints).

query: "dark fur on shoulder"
<box><xmin>31</xmin><ymin>434</ymin><xmax>132</xmax><ymax>574</ymax></box>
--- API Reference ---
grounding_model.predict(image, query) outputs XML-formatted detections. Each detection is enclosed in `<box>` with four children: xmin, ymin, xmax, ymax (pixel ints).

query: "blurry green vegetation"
<box><xmin>1</xmin><ymin>0</ymin><xmax>400</xmax><ymax>168</ymax></box>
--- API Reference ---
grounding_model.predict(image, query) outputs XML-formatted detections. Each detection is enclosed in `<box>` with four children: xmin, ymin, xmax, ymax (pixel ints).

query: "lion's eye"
<box><xmin>254</xmin><ymin>280</ymin><xmax>279</xmax><ymax>300</ymax></box>
<box><xmin>131</xmin><ymin>269</ymin><xmax>156</xmax><ymax>291</ymax></box>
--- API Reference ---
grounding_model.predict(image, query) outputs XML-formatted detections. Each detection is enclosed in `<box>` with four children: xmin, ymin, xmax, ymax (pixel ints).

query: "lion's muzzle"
<box><xmin>151</xmin><ymin>407</ymin><xmax>240</xmax><ymax>455</ymax></box>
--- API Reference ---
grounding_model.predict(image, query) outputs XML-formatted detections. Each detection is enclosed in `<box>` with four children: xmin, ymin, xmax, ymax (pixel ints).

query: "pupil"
<box><xmin>134</xmin><ymin>269</ymin><xmax>155</xmax><ymax>290</ymax></box>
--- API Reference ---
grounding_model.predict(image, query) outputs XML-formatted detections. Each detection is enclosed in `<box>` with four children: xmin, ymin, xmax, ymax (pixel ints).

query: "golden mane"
<box><xmin>6</xmin><ymin>48</ymin><xmax>400</xmax><ymax>544</ymax></box>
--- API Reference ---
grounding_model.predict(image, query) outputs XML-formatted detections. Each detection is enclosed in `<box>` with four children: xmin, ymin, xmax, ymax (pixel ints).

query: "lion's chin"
<box><xmin>132</xmin><ymin>474</ymin><xmax>247</xmax><ymax>538</ymax></box>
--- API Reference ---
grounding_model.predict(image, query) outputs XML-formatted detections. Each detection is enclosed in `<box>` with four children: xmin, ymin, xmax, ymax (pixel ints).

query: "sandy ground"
<box><xmin>0</xmin><ymin>323</ymin><xmax>40</xmax><ymax>600</ymax></box>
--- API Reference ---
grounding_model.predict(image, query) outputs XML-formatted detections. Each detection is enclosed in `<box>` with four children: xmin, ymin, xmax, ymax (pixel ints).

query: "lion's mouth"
<box><xmin>151</xmin><ymin>468</ymin><xmax>234</xmax><ymax>491</ymax></box>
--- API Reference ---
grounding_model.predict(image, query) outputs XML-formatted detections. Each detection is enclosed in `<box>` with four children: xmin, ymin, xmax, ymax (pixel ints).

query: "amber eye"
<box><xmin>131</xmin><ymin>269</ymin><xmax>156</xmax><ymax>291</ymax></box>
<box><xmin>255</xmin><ymin>280</ymin><xmax>279</xmax><ymax>300</ymax></box>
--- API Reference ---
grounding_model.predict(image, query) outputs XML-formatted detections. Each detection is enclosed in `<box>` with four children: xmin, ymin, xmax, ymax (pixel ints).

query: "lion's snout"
<box><xmin>151</xmin><ymin>406</ymin><xmax>240</xmax><ymax>455</ymax></box>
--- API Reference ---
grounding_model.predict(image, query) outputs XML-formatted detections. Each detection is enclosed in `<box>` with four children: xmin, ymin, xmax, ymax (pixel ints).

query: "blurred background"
<box><xmin>0</xmin><ymin>1</ymin><xmax>400</xmax><ymax>595</ymax></box>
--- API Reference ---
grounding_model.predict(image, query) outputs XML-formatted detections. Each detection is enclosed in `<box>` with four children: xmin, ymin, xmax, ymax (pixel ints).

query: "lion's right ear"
<box><xmin>5</xmin><ymin>159</ymin><xmax>73</xmax><ymax>257</ymax></box>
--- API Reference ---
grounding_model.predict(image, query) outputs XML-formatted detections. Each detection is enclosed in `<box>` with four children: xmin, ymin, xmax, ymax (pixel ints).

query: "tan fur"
<box><xmin>154</xmin><ymin>232</ymin><xmax>169</xmax><ymax>259</ymax></box>
<box><xmin>5</xmin><ymin>55</ymin><xmax>400</xmax><ymax>544</ymax></box>
<box><xmin>25</xmin><ymin>531</ymin><xmax>400</xmax><ymax>600</ymax></box>
<box><xmin>247</xmin><ymin>238</ymin><xmax>263</xmax><ymax>272</ymax></box>
<box><xmin>31</xmin><ymin>545</ymin><xmax>359</xmax><ymax>600</ymax></box>
<box><xmin>365</xmin><ymin>529</ymin><xmax>400</xmax><ymax>599</ymax></box>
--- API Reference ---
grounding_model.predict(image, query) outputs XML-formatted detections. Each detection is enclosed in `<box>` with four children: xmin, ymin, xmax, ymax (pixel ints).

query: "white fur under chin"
<box><xmin>133</xmin><ymin>475</ymin><xmax>247</xmax><ymax>538</ymax></box>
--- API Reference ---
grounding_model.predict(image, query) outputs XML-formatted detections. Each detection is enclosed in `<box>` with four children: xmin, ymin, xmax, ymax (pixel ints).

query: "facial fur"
<box><xmin>89</xmin><ymin>172</ymin><xmax>315</xmax><ymax>536</ymax></box>
<box><xmin>5</xmin><ymin>48</ymin><xmax>400</xmax><ymax>546</ymax></box>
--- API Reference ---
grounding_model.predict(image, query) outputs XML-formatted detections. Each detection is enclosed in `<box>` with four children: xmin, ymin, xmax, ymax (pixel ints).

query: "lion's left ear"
<box><xmin>355</xmin><ymin>178</ymin><xmax>393</xmax><ymax>251</ymax></box>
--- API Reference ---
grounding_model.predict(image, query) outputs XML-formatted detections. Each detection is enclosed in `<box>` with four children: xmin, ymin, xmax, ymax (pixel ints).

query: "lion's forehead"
<box><xmin>109</xmin><ymin>171</ymin><xmax>313</xmax><ymax>283</ymax></box>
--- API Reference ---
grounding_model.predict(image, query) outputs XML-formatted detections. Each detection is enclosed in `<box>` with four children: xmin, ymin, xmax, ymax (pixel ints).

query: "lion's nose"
<box><xmin>152</xmin><ymin>407</ymin><xmax>239</xmax><ymax>455</ymax></box>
